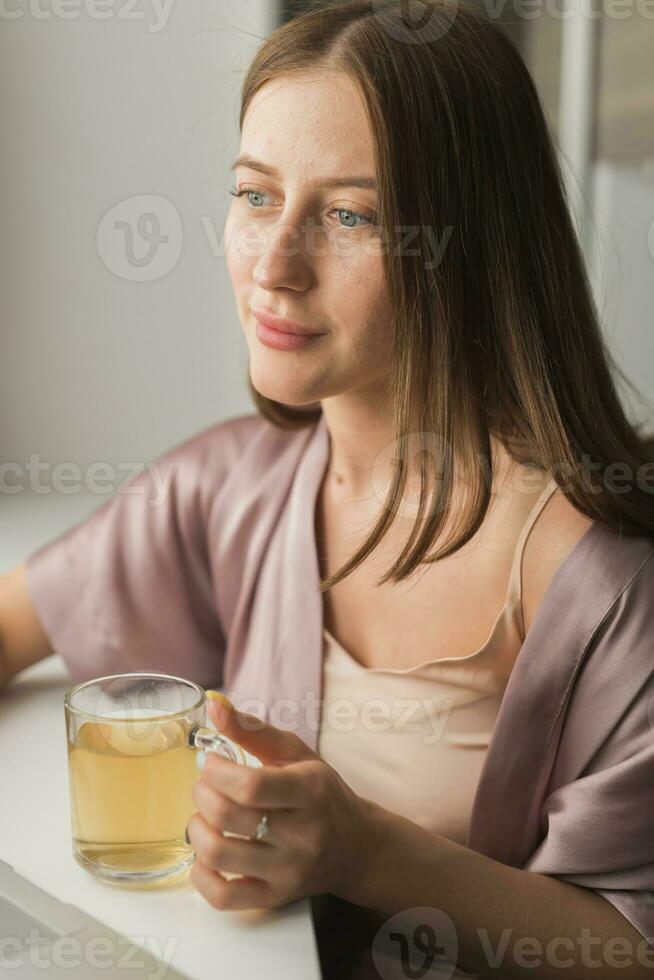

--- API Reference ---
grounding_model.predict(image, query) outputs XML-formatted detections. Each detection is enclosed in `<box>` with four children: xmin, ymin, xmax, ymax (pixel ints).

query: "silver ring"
<box><xmin>254</xmin><ymin>811</ymin><xmax>269</xmax><ymax>841</ymax></box>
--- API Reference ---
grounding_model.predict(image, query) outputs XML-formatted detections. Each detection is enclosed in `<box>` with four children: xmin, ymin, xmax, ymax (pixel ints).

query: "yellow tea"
<box><xmin>67</xmin><ymin>708</ymin><xmax>197</xmax><ymax>876</ymax></box>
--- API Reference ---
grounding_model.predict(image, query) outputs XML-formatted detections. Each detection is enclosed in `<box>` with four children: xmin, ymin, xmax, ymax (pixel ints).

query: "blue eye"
<box><xmin>229</xmin><ymin>188</ymin><xmax>269</xmax><ymax>209</ymax></box>
<box><xmin>229</xmin><ymin>188</ymin><xmax>377</xmax><ymax>230</ymax></box>
<box><xmin>331</xmin><ymin>208</ymin><xmax>376</xmax><ymax>229</ymax></box>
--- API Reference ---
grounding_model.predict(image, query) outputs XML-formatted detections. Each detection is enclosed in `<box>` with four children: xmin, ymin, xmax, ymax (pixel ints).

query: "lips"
<box><xmin>252</xmin><ymin>310</ymin><xmax>325</xmax><ymax>336</ymax></box>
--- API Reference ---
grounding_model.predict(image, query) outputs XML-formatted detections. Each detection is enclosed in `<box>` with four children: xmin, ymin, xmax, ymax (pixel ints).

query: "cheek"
<box><xmin>224</xmin><ymin>212</ymin><xmax>257</xmax><ymax>287</ymax></box>
<box><xmin>332</xmin><ymin>260</ymin><xmax>392</xmax><ymax>343</ymax></box>
<box><xmin>224</xmin><ymin>215</ymin><xmax>242</xmax><ymax>283</ymax></box>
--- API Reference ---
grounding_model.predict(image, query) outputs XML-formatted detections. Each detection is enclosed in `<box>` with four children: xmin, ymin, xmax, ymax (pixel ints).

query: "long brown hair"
<box><xmin>237</xmin><ymin>0</ymin><xmax>654</xmax><ymax>593</ymax></box>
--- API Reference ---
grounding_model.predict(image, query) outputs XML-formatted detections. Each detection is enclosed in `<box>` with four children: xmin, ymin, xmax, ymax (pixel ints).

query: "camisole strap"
<box><xmin>506</xmin><ymin>475</ymin><xmax>559</xmax><ymax>608</ymax></box>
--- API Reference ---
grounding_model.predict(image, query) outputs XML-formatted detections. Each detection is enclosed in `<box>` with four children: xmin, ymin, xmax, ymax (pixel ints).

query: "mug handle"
<box><xmin>186</xmin><ymin>724</ymin><xmax>247</xmax><ymax>765</ymax></box>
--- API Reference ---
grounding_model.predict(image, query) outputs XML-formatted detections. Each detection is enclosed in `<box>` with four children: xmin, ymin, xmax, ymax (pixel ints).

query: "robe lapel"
<box><xmin>467</xmin><ymin>519</ymin><xmax>653</xmax><ymax>866</ymax></box>
<box><xmin>273</xmin><ymin>413</ymin><xmax>330</xmax><ymax>750</ymax></box>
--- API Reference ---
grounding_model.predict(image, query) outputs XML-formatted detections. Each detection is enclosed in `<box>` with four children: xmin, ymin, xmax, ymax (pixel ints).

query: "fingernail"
<box><xmin>205</xmin><ymin>690</ymin><xmax>234</xmax><ymax>711</ymax></box>
<box><xmin>196</xmin><ymin>749</ymin><xmax>206</xmax><ymax>771</ymax></box>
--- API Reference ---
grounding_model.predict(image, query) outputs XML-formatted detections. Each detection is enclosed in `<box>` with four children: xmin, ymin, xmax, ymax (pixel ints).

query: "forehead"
<box><xmin>240</xmin><ymin>72</ymin><xmax>376</xmax><ymax>179</ymax></box>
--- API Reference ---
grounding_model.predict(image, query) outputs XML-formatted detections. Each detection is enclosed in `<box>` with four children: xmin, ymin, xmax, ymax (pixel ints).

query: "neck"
<box><xmin>319</xmin><ymin>390</ymin><xmax>397</xmax><ymax>499</ymax></box>
<box><xmin>318</xmin><ymin>394</ymin><xmax>518</xmax><ymax>506</ymax></box>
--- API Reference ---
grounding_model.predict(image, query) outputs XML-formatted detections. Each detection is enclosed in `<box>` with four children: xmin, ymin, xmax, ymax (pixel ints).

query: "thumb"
<box><xmin>204</xmin><ymin>690</ymin><xmax>316</xmax><ymax>765</ymax></box>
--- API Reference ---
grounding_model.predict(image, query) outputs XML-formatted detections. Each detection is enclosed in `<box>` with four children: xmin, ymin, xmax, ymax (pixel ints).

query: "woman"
<box><xmin>3</xmin><ymin>0</ymin><xmax>654</xmax><ymax>976</ymax></box>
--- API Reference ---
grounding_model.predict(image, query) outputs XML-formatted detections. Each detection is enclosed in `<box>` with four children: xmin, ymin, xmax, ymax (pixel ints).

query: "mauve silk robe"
<box><xmin>25</xmin><ymin>411</ymin><xmax>654</xmax><ymax>944</ymax></box>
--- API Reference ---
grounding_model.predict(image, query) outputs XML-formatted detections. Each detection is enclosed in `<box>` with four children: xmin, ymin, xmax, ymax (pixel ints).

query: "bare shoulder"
<box><xmin>521</xmin><ymin>488</ymin><xmax>595</xmax><ymax>637</ymax></box>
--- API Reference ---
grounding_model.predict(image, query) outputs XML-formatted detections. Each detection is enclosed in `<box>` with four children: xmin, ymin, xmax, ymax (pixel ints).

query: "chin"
<box><xmin>249</xmin><ymin>365</ymin><xmax>321</xmax><ymax>408</ymax></box>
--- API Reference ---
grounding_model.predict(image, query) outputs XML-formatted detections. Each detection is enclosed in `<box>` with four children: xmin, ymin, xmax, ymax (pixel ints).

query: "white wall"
<box><xmin>589</xmin><ymin>160</ymin><xmax>654</xmax><ymax>426</ymax></box>
<box><xmin>0</xmin><ymin>0</ymin><xmax>276</xmax><ymax>482</ymax></box>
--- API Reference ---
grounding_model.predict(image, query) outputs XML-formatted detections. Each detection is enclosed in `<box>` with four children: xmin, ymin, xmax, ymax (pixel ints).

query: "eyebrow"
<box><xmin>230</xmin><ymin>154</ymin><xmax>378</xmax><ymax>190</ymax></box>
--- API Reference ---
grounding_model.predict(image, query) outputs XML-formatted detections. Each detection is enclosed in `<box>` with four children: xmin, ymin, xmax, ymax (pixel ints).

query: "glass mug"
<box><xmin>64</xmin><ymin>672</ymin><xmax>248</xmax><ymax>884</ymax></box>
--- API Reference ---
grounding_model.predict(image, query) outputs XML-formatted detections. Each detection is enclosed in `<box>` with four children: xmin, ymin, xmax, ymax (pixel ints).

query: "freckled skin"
<box><xmin>224</xmin><ymin>71</ymin><xmax>395</xmax><ymax>439</ymax></box>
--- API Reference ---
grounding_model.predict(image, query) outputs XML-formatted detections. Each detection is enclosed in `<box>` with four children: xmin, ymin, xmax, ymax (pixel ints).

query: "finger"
<box><xmin>192</xmin><ymin>779</ymin><xmax>279</xmax><ymax>843</ymax></box>
<box><xmin>206</xmin><ymin>695</ymin><xmax>316</xmax><ymax>765</ymax></box>
<box><xmin>200</xmin><ymin>752</ymin><xmax>312</xmax><ymax>809</ymax></box>
<box><xmin>187</xmin><ymin>812</ymin><xmax>280</xmax><ymax>879</ymax></box>
<box><xmin>190</xmin><ymin>857</ymin><xmax>276</xmax><ymax>911</ymax></box>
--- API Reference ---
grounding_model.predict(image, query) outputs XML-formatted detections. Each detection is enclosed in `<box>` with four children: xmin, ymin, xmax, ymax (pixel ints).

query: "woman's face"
<box><xmin>224</xmin><ymin>71</ymin><xmax>395</xmax><ymax>408</ymax></box>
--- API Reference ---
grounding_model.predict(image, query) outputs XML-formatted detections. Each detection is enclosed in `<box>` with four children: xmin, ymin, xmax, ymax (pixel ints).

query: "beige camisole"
<box><xmin>317</xmin><ymin>477</ymin><xmax>558</xmax><ymax>848</ymax></box>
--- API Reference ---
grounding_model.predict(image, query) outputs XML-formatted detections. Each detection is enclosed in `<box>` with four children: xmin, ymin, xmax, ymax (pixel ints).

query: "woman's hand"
<box><xmin>186</xmin><ymin>692</ymin><xmax>379</xmax><ymax>911</ymax></box>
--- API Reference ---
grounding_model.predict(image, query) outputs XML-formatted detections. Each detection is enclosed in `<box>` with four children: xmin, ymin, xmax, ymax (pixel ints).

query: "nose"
<box><xmin>252</xmin><ymin>217</ymin><xmax>313</xmax><ymax>292</ymax></box>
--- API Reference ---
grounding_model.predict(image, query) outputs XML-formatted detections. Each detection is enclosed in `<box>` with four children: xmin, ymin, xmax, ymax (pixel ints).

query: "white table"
<box><xmin>0</xmin><ymin>492</ymin><xmax>322</xmax><ymax>980</ymax></box>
